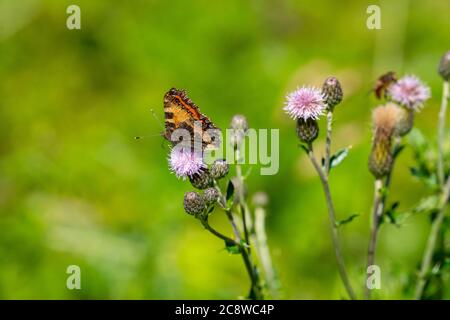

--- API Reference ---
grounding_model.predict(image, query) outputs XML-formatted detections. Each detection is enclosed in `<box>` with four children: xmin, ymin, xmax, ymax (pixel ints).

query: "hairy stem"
<box><xmin>415</xmin><ymin>176</ymin><xmax>450</xmax><ymax>299</ymax></box>
<box><xmin>254</xmin><ymin>205</ymin><xmax>278</xmax><ymax>298</ymax></box>
<box><xmin>365</xmin><ymin>179</ymin><xmax>383</xmax><ymax>299</ymax></box>
<box><xmin>213</xmin><ymin>179</ymin><xmax>263</xmax><ymax>300</ymax></box>
<box><xmin>438</xmin><ymin>81</ymin><xmax>449</xmax><ymax>187</ymax></box>
<box><xmin>325</xmin><ymin>111</ymin><xmax>333</xmax><ymax>175</ymax></box>
<box><xmin>201</xmin><ymin>218</ymin><xmax>238</xmax><ymax>246</ymax></box>
<box><xmin>415</xmin><ymin>80</ymin><xmax>449</xmax><ymax>299</ymax></box>
<box><xmin>307</xmin><ymin>145</ymin><xmax>356</xmax><ymax>299</ymax></box>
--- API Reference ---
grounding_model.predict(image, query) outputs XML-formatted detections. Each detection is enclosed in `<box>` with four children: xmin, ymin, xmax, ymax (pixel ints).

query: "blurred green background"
<box><xmin>0</xmin><ymin>0</ymin><xmax>449</xmax><ymax>299</ymax></box>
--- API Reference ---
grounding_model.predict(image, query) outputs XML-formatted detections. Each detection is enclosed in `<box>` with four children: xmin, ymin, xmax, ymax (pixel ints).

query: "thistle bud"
<box><xmin>203</xmin><ymin>187</ymin><xmax>219</xmax><ymax>205</ymax></box>
<box><xmin>252</xmin><ymin>192</ymin><xmax>269</xmax><ymax>207</ymax></box>
<box><xmin>296</xmin><ymin>118</ymin><xmax>319</xmax><ymax>144</ymax></box>
<box><xmin>183</xmin><ymin>191</ymin><xmax>206</xmax><ymax>216</ymax></box>
<box><xmin>230</xmin><ymin>114</ymin><xmax>249</xmax><ymax>132</ymax></box>
<box><xmin>322</xmin><ymin>76</ymin><xmax>343</xmax><ymax>111</ymax></box>
<box><xmin>210</xmin><ymin>159</ymin><xmax>229</xmax><ymax>180</ymax></box>
<box><xmin>438</xmin><ymin>51</ymin><xmax>450</xmax><ymax>81</ymax></box>
<box><xmin>230</xmin><ymin>114</ymin><xmax>248</xmax><ymax>149</ymax></box>
<box><xmin>189</xmin><ymin>170</ymin><xmax>213</xmax><ymax>189</ymax></box>
<box><xmin>368</xmin><ymin>104</ymin><xmax>398</xmax><ymax>178</ymax></box>
<box><xmin>395</xmin><ymin>105</ymin><xmax>414</xmax><ymax>137</ymax></box>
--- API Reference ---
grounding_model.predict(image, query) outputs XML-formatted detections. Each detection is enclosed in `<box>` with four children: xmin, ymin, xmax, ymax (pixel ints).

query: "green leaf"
<box><xmin>410</xmin><ymin>167</ymin><xmax>438</xmax><ymax>189</ymax></box>
<box><xmin>413</xmin><ymin>195</ymin><xmax>439</xmax><ymax>214</ymax></box>
<box><xmin>408</xmin><ymin>128</ymin><xmax>428</xmax><ymax>150</ymax></box>
<box><xmin>335</xmin><ymin>213</ymin><xmax>359</xmax><ymax>227</ymax></box>
<box><xmin>384</xmin><ymin>201</ymin><xmax>400</xmax><ymax>226</ymax></box>
<box><xmin>330</xmin><ymin>147</ymin><xmax>350</xmax><ymax>169</ymax></box>
<box><xmin>226</xmin><ymin>180</ymin><xmax>235</xmax><ymax>201</ymax></box>
<box><xmin>225</xmin><ymin>241</ymin><xmax>240</xmax><ymax>254</ymax></box>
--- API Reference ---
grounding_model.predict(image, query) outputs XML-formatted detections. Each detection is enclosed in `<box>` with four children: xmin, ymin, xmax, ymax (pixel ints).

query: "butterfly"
<box><xmin>163</xmin><ymin>88</ymin><xmax>220</xmax><ymax>150</ymax></box>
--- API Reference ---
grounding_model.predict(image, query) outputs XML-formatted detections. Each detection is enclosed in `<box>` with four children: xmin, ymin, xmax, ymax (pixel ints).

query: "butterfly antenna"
<box><xmin>150</xmin><ymin>108</ymin><xmax>165</xmax><ymax>130</ymax></box>
<box><xmin>134</xmin><ymin>134</ymin><xmax>162</xmax><ymax>140</ymax></box>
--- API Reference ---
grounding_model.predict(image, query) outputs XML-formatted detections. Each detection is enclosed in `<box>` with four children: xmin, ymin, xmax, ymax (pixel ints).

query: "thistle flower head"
<box><xmin>368</xmin><ymin>104</ymin><xmax>400</xmax><ymax>178</ymax></box>
<box><xmin>284</xmin><ymin>86</ymin><xmax>325</xmax><ymax>120</ymax></box>
<box><xmin>438</xmin><ymin>50</ymin><xmax>450</xmax><ymax>81</ymax></box>
<box><xmin>169</xmin><ymin>147</ymin><xmax>205</xmax><ymax>179</ymax></box>
<box><xmin>372</xmin><ymin>103</ymin><xmax>402</xmax><ymax>135</ymax></box>
<box><xmin>388</xmin><ymin>75</ymin><xmax>430</xmax><ymax>111</ymax></box>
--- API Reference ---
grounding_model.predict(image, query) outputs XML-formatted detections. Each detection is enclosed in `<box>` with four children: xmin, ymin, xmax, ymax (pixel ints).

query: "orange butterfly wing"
<box><xmin>163</xmin><ymin>88</ymin><xmax>220</xmax><ymax>149</ymax></box>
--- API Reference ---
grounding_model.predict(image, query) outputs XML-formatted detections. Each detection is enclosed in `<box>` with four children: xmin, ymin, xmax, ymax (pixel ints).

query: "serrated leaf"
<box><xmin>335</xmin><ymin>214</ymin><xmax>359</xmax><ymax>227</ymax></box>
<box><xmin>330</xmin><ymin>147</ymin><xmax>350</xmax><ymax>169</ymax></box>
<box><xmin>226</xmin><ymin>180</ymin><xmax>235</xmax><ymax>201</ymax></box>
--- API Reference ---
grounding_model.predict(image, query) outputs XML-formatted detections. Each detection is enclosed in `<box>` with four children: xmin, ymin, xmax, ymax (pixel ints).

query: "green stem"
<box><xmin>365</xmin><ymin>179</ymin><xmax>383</xmax><ymax>299</ymax></box>
<box><xmin>307</xmin><ymin>145</ymin><xmax>357</xmax><ymax>300</ymax></box>
<box><xmin>325</xmin><ymin>111</ymin><xmax>333</xmax><ymax>175</ymax></box>
<box><xmin>213</xmin><ymin>180</ymin><xmax>263</xmax><ymax>300</ymax></box>
<box><xmin>201</xmin><ymin>218</ymin><xmax>238</xmax><ymax>246</ymax></box>
<box><xmin>437</xmin><ymin>81</ymin><xmax>449</xmax><ymax>187</ymax></box>
<box><xmin>415</xmin><ymin>175</ymin><xmax>450</xmax><ymax>299</ymax></box>
<box><xmin>254</xmin><ymin>205</ymin><xmax>278</xmax><ymax>298</ymax></box>
<box><xmin>415</xmin><ymin>80</ymin><xmax>449</xmax><ymax>299</ymax></box>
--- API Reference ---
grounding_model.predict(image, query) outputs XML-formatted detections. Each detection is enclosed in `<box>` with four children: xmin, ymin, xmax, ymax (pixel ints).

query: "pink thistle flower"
<box><xmin>169</xmin><ymin>147</ymin><xmax>206</xmax><ymax>179</ymax></box>
<box><xmin>284</xmin><ymin>86</ymin><xmax>325</xmax><ymax>120</ymax></box>
<box><xmin>388</xmin><ymin>75</ymin><xmax>431</xmax><ymax>111</ymax></box>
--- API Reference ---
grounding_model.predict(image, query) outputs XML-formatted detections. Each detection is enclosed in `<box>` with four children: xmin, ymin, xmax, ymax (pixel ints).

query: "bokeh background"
<box><xmin>0</xmin><ymin>0</ymin><xmax>449</xmax><ymax>299</ymax></box>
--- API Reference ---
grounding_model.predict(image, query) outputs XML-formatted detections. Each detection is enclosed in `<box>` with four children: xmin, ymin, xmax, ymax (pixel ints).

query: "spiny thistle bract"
<box><xmin>296</xmin><ymin>118</ymin><xmax>319</xmax><ymax>144</ymax></box>
<box><xmin>438</xmin><ymin>50</ymin><xmax>450</xmax><ymax>81</ymax></box>
<box><xmin>394</xmin><ymin>105</ymin><xmax>414</xmax><ymax>137</ymax></box>
<box><xmin>210</xmin><ymin>159</ymin><xmax>230</xmax><ymax>180</ymax></box>
<box><xmin>322</xmin><ymin>76</ymin><xmax>343</xmax><ymax>111</ymax></box>
<box><xmin>368</xmin><ymin>104</ymin><xmax>401</xmax><ymax>178</ymax></box>
<box><xmin>203</xmin><ymin>187</ymin><xmax>219</xmax><ymax>205</ymax></box>
<box><xmin>183</xmin><ymin>191</ymin><xmax>206</xmax><ymax>216</ymax></box>
<box><xmin>189</xmin><ymin>169</ymin><xmax>213</xmax><ymax>189</ymax></box>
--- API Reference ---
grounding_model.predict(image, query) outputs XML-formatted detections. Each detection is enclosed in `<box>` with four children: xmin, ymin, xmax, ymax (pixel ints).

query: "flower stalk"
<box><xmin>415</xmin><ymin>57</ymin><xmax>450</xmax><ymax>298</ymax></box>
<box><xmin>365</xmin><ymin>178</ymin><xmax>383</xmax><ymax>299</ymax></box>
<box><xmin>325</xmin><ymin>111</ymin><xmax>333</xmax><ymax>175</ymax></box>
<box><xmin>213</xmin><ymin>179</ymin><xmax>264</xmax><ymax>300</ymax></box>
<box><xmin>307</xmin><ymin>144</ymin><xmax>356</xmax><ymax>300</ymax></box>
<box><xmin>437</xmin><ymin>80</ymin><xmax>449</xmax><ymax>187</ymax></box>
<box><xmin>414</xmin><ymin>176</ymin><xmax>450</xmax><ymax>299</ymax></box>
